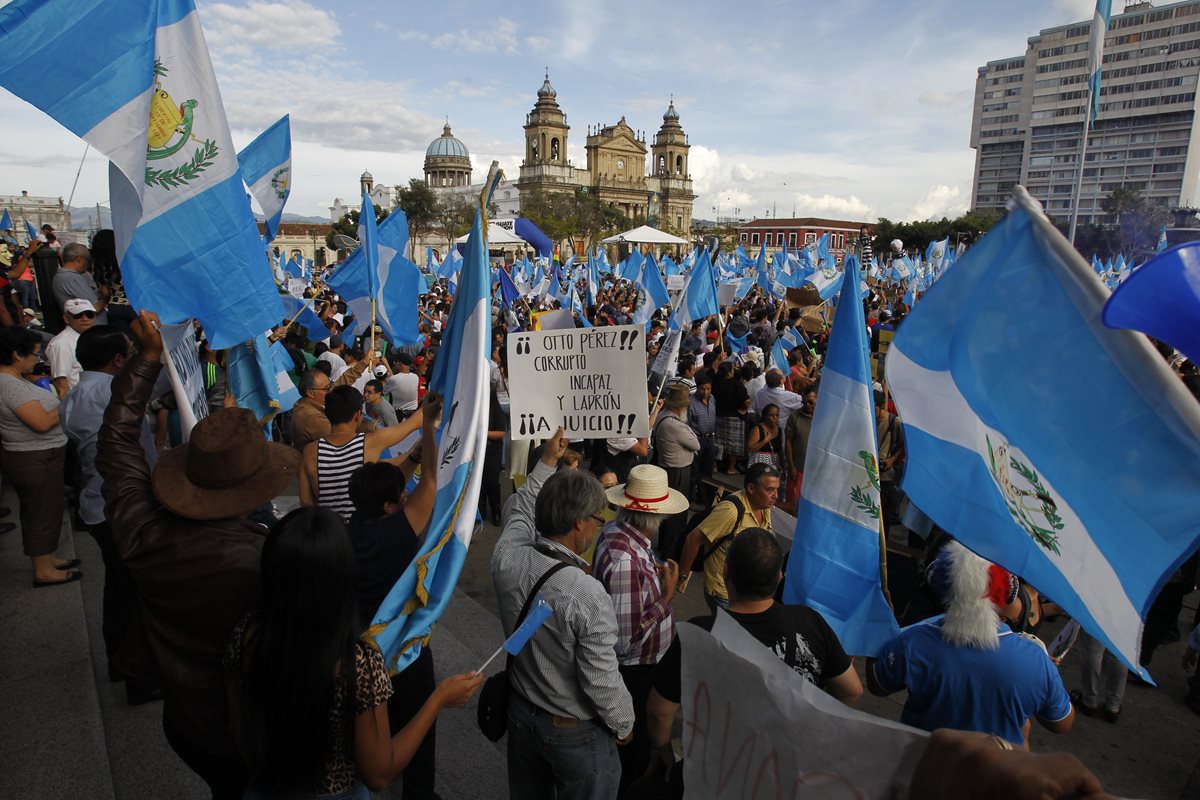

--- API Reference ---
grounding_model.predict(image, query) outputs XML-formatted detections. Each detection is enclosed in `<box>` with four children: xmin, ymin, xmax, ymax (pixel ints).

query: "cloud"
<box><xmin>204</xmin><ymin>1</ymin><xmax>341</xmax><ymax>53</ymax></box>
<box><xmin>918</xmin><ymin>90</ymin><xmax>971</xmax><ymax>108</ymax></box>
<box><xmin>430</xmin><ymin>18</ymin><xmax>520</xmax><ymax>54</ymax></box>
<box><xmin>731</xmin><ymin>163</ymin><xmax>757</xmax><ymax>182</ymax></box>
<box><xmin>687</xmin><ymin>146</ymin><xmax>722</xmax><ymax>195</ymax></box>
<box><xmin>905</xmin><ymin>185</ymin><xmax>967</xmax><ymax>220</ymax></box>
<box><xmin>790</xmin><ymin>193</ymin><xmax>874</xmax><ymax>220</ymax></box>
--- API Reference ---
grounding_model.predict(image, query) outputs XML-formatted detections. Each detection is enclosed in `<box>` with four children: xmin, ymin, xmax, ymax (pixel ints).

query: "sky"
<box><xmin>0</xmin><ymin>0</ymin><xmax>1107</xmax><ymax>225</ymax></box>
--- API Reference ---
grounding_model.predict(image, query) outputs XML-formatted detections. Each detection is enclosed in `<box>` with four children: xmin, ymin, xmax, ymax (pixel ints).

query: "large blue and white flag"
<box><xmin>226</xmin><ymin>333</ymin><xmax>301</xmax><ymax>424</ymax></box>
<box><xmin>782</xmin><ymin>255</ymin><xmax>898</xmax><ymax>657</ymax></box>
<box><xmin>640</xmin><ymin>252</ymin><xmax>670</xmax><ymax>310</ymax></box>
<box><xmin>279</xmin><ymin>293</ymin><xmax>328</xmax><ymax>343</ymax></box>
<box><xmin>1104</xmin><ymin>241</ymin><xmax>1200</xmax><ymax>364</ymax></box>
<box><xmin>368</xmin><ymin>208</ymin><xmax>492</xmax><ymax>672</ymax></box>
<box><xmin>886</xmin><ymin>188</ymin><xmax>1200</xmax><ymax>677</ymax></box>
<box><xmin>672</xmin><ymin>247</ymin><xmax>719</xmax><ymax>329</ymax></box>
<box><xmin>622</xmin><ymin>249</ymin><xmax>645</xmax><ymax>282</ymax></box>
<box><xmin>236</xmin><ymin>114</ymin><xmax>290</xmax><ymax>242</ymax></box>
<box><xmin>1088</xmin><ymin>0</ymin><xmax>1113</xmax><ymax>123</ymax></box>
<box><xmin>0</xmin><ymin>0</ymin><xmax>282</xmax><ymax>349</ymax></box>
<box><xmin>925</xmin><ymin>237</ymin><xmax>949</xmax><ymax>275</ymax></box>
<box><xmin>326</xmin><ymin>207</ymin><xmax>422</xmax><ymax>346</ymax></box>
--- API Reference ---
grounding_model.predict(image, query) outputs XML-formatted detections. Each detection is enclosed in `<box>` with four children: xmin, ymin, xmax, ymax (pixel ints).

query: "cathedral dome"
<box><xmin>426</xmin><ymin>123</ymin><xmax>470</xmax><ymax>159</ymax></box>
<box><xmin>537</xmin><ymin>72</ymin><xmax>557</xmax><ymax>99</ymax></box>
<box><xmin>663</xmin><ymin>99</ymin><xmax>679</xmax><ymax>121</ymax></box>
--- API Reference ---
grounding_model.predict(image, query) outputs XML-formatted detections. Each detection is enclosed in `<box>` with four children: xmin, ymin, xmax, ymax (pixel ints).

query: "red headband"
<box><xmin>623</xmin><ymin>488</ymin><xmax>669</xmax><ymax>512</ymax></box>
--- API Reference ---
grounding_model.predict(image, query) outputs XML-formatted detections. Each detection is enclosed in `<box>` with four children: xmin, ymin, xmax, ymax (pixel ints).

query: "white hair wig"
<box><xmin>939</xmin><ymin>541</ymin><xmax>1002</xmax><ymax>651</ymax></box>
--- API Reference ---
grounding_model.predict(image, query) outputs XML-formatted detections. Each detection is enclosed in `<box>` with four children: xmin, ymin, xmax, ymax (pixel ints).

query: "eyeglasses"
<box><xmin>70</xmin><ymin>311</ymin><xmax>96</xmax><ymax>320</ymax></box>
<box><xmin>590</xmin><ymin>514</ymin><xmax>605</xmax><ymax>525</ymax></box>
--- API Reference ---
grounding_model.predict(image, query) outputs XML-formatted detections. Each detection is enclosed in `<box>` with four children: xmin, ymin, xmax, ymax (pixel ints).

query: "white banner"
<box><xmin>667</xmin><ymin>274</ymin><xmax>686</xmax><ymax>292</ymax></box>
<box><xmin>507</xmin><ymin>324</ymin><xmax>650</xmax><ymax>440</ymax></box>
<box><xmin>679</xmin><ymin>613</ymin><xmax>927</xmax><ymax>799</ymax></box>
<box><xmin>157</xmin><ymin>320</ymin><xmax>209</xmax><ymax>441</ymax></box>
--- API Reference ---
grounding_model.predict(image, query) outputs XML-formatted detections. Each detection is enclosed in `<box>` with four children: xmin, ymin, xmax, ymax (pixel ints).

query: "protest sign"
<box><xmin>667</xmin><ymin>274</ymin><xmax>686</xmax><ymax>292</ymax></box>
<box><xmin>507</xmin><ymin>324</ymin><xmax>651</xmax><ymax>440</ymax></box>
<box><xmin>716</xmin><ymin>283</ymin><xmax>738</xmax><ymax>307</ymax></box>
<box><xmin>679</xmin><ymin>613</ymin><xmax>927</xmax><ymax>799</ymax></box>
<box><xmin>156</xmin><ymin>320</ymin><xmax>209</xmax><ymax>441</ymax></box>
<box><xmin>286</xmin><ymin>278</ymin><xmax>307</xmax><ymax>297</ymax></box>
<box><xmin>530</xmin><ymin>309</ymin><xmax>574</xmax><ymax>331</ymax></box>
<box><xmin>648</xmin><ymin>328</ymin><xmax>681</xmax><ymax>397</ymax></box>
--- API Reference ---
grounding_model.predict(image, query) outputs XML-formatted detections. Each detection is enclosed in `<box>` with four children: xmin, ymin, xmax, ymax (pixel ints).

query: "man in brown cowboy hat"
<box><xmin>593</xmin><ymin>463</ymin><xmax>687</xmax><ymax>796</ymax></box>
<box><xmin>97</xmin><ymin>310</ymin><xmax>300</xmax><ymax>799</ymax></box>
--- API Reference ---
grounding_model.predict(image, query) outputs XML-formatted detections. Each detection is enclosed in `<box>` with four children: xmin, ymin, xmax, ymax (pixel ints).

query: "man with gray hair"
<box><xmin>491</xmin><ymin>426</ymin><xmax>634</xmax><ymax>800</ymax></box>
<box><xmin>52</xmin><ymin>241</ymin><xmax>108</xmax><ymax>325</ymax></box>
<box><xmin>593</xmin><ymin>463</ymin><xmax>686</xmax><ymax>796</ymax></box>
<box><xmin>751</xmin><ymin>367</ymin><xmax>806</xmax><ymax>427</ymax></box>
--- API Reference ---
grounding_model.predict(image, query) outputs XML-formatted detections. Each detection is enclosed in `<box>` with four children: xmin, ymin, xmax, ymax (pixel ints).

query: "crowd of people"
<box><xmin>5</xmin><ymin>225</ymin><xmax>1200</xmax><ymax>799</ymax></box>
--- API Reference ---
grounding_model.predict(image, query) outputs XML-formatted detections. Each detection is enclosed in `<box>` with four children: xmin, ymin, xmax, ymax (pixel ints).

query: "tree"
<box><xmin>395</xmin><ymin>178</ymin><xmax>439</xmax><ymax>243</ymax></box>
<box><xmin>1101</xmin><ymin>186</ymin><xmax>1171</xmax><ymax>258</ymax></box>
<box><xmin>325</xmin><ymin>205</ymin><xmax>389</xmax><ymax>251</ymax></box>
<box><xmin>436</xmin><ymin>196</ymin><xmax>476</xmax><ymax>251</ymax></box>
<box><xmin>870</xmin><ymin>210</ymin><xmax>999</xmax><ymax>257</ymax></box>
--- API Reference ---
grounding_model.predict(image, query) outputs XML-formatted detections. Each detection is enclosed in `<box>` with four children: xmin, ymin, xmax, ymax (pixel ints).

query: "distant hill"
<box><xmin>278</xmin><ymin>212</ymin><xmax>328</xmax><ymax>224</ymax></box>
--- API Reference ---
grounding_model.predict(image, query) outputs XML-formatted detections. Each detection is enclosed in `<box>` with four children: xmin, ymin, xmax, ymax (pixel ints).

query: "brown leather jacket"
<box><xmin>97</xmin><ymin>353</ymin><xmax>267</xmax><ymax>759</ymax></box>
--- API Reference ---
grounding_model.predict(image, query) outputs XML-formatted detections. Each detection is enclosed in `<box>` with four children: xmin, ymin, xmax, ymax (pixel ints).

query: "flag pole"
<box><xmin>1067</xmin><ymin>89</ymin><xmax>1093</xmax><ymax>247</ymax></box>
<box><xmin>283</xmin><ymin>297</ymin><xmax>315</xmax><ymax>329</ymax></box>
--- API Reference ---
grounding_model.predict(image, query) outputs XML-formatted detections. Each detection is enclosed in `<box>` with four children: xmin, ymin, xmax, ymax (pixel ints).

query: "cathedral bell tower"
<box><xmin>524</xmin><ymin>71</ymin><xmax>569</xmax><ymax>168</ymax></box>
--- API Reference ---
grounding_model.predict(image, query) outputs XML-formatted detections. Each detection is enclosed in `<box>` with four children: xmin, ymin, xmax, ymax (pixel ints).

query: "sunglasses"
<box><xmin>70</xmin><ymin>310</ymin><xmax>96</xmax><ymax>320</ymax></box>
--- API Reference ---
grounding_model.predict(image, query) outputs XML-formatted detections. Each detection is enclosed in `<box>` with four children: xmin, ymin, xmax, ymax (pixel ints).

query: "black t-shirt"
<box><xmin>713</xmin><ymin>379</ymin><xmax>748</xmax><ymax>417</ymax></box>
<box><xmin>652</xmin><ymin>602</ymin><xmax>851</xmax><ymax>704</ymax></box>
<box><xmin>348</xmin><ymin>511</ymin><xmax>421</xmax><ymax>630</ymax></box>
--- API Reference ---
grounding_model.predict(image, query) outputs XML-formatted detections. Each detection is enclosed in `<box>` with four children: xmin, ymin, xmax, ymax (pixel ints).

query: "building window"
<box><xmin>788</xmin><ymin>233</ymin><xmax>797</xmax><ymax>247</ymax></box>
<box><xmin>764</xmin><ymin>233</ymin><xmax>773</xmax><ymax>247</ymax></box>
<box><xmin>676</xmin><ymin>215</ymin><xmax>682</xmax><ymax>230</ymax></box>
<box><xmin>740</xmin><ymin>233</ymin><xmax>748</xmax><ymax>243</ymax></box>
<box><xmin>805</xmin><ymin>233</ymin><xmax>816</xmax><ymax>244</ymax></box>
<box><xmin>751</xmin><ymin>233</ymin><xmax>759</xmax><ymax>245</ymax></box>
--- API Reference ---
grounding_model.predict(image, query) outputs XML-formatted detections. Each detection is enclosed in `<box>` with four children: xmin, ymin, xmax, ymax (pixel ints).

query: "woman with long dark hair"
<box><xmin>225</xmin><ymin>507</ymin><xmax>481</xmax><ymax>798</ymax></box>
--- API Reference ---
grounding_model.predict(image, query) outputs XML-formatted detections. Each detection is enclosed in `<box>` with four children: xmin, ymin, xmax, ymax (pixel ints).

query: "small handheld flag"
<box><xmin>476</xmin><ymin>596</ymin><xmax>554</xmax><ymax>673</ymax></box>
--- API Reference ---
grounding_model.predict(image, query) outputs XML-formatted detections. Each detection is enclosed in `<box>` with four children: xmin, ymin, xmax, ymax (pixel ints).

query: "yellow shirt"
<box><xmin>697</xmin><ymin>489</ymin><xmax>772</xmax><ymax>600</ymax></box>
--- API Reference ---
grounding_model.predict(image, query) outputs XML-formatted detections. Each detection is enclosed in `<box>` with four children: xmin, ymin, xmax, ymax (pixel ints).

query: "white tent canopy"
<box><xmin>456</xmin><ymin>223</ymin><xmax>526</xmax><ymax>245</ymax></box>
<box><xmin>601</xmin><ymin>224</ymin><xmax>689</xmax><ymax>245</ymax></box>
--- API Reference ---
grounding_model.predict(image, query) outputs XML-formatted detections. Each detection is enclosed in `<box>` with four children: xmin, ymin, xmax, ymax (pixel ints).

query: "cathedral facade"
<box><xmin>513</xmin><ymin>73</ymin><xmax>696</xmax><ymax>234</ymax></box>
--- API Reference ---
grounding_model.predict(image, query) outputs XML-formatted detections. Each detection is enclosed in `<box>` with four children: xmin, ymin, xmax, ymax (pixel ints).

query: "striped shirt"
<box><xmin>317</xmin><ymin>433</ymin><xmax>366</xmax><ymax>522</ymax></box>
<box><xmin>593</xmin><ymin>521</ymin><xmax>675</xmax><ymax>666</ymax></box>
<box><xmin>491</xmin><ymin>461</ymin><xmax>635</xmax><ymax>738</ymax></box>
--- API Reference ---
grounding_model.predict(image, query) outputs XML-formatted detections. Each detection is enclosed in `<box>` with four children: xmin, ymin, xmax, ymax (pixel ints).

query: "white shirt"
<box><xmin>46</xmin><ymin>326</ymin><xmax>82</xmax><ymax>390</ymax></box>
<box><xmin>752</xmin><ymin>384</ymin><xmax>807</xmax><ymax>426</ymax></box>
<box><xmin>318</xmin><ymin>350</ymin><xmax>348</xmax><ymax>381</ymax></box>
<box><xmin>384</xmin><ymin>371</ymin><xmax>419</xmax><ymax>412</ymax></box>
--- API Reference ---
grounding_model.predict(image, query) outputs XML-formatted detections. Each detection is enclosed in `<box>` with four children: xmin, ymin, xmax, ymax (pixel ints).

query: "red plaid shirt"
<box><xmin>593</xmin><ymin>520</ymin><xmax>675</xmax><ymax>666</ymax></box>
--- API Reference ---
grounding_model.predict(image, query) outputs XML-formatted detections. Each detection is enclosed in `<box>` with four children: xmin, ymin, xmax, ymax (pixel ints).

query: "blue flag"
<box><xmin>326</xmin><ymin>208</ymin><xmax>422</xmax><ymax>346</ymax></box>
<box><xmin>782</xmin><ymin>255</ymin><xmax>899</xmax><ymax>657</ymax></box>
<box><xmin>1103</xmin><ymin>241</ymin><xmax>1200</xmax><ymax>364</ymax></box>
<box><xmin>359</xmin><ymin>190</ymin><xmax>380</xmax><ymax>299</ymax></box>
<box><xmin>1156</xmin><ymin>227</ymin><xmax>1168</xmax><ymax>254</ymax></box>
<box><xmin>502</xmin><ymin>597</ymin><xmax>554</xmax><ymax>655</ymax></box>
<box><xmin>497</xmin><ymin>266</ymin><xmax>522</xmax><ymax>312</ymax></box>
<box><xmin>0</xmin><ymin>0</ymin><xmax>282</xmax><ymax>349</ymax></box>
<box><xmin>0</xmin><ymin>210</ymin><xmax>11</xmax><ymax>232</ymax></box>
<box><xmin>25</xmin><ymin>220</ymin><xmax>38</xmax><ymax>242</ymax></box>
<box><xmin>673</xmin><ymin>248</ymin><xmax>719</xmax><ymax>329</ymax></box>
<box><xmin>770</xmin><ymin>338</ymin><xmax>790</xmax><ymax>373</ymax></box>
<box><xmin>1088</xmin><ymin>0</ymin><xmax>1113</xmax><ymax>123</ymax></box>
<box><xmin>226</xmin><ymin>333</ymin><xmax>300</xmax><ymax>425</ymax></box>
<box><xmin>237</xmin><ymin>114</ymin><xmax>291</xmax><ymax>242</ymax></box>
<box><xmin>640</xmin><ymin>253</ymin><xmax>670</xmax><ymax>310</ymax></box>
<box><xmin>368</xmin><ymin>208</ymin><xmax>492</xmax><ymax>672</ymax></box>
<box><xmin>279</xmin><ymin>294</ymin><xmax>328</xmax><ymax>342</ymax></box>
<box><xmin>885</xmin><ymin>190</ymin><xmax>1200</xmax><ymax>678</ymax></box>
<box><xmin>622</xmin><ymin>250</ymin><xmax>644</xmax><ymax>282</ymax></box>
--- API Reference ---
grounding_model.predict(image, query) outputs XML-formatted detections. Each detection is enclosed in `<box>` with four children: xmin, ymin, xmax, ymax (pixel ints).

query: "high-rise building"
<box><xmin>970</xmin><ymin>0</ymin><xmax>1200</xmax><ymax>224</ymax></box>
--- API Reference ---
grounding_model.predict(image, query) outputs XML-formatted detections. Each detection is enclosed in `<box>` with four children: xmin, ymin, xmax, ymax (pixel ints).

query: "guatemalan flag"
<box><xmin>0</xmin><ymin>0</ymin><xmax>282</xmax><ymax>349</ymax></box>
<box><xmin>1088</xmin><ymin>0</ymin><xmax>1113</xmax><ymax>123</ymax></box>
<box><xmin>886</xmin><ymin>187</ymin><xmax>1200</xmax><ymax>678</ymax></box>
<box><xmin>237</xmin><ymin>114</ymin><xmax>291</xmax><ymax>242</ymax></box>
<box><xmin>325</xmin><ymin>206</ymin><xmax>423</xmax><ymax>347</ymax></box>
<box><xmin>782</xmin><ymin>255</ymin><xmax>899</xmax><ymax>657</ymax></box>
<box><xmin>672</xmin><ymin>247</ymin><xmax>719</xmax><ymax>329</ymax></box>
<box><xmin>367</xmin><ymin>201</ymin><xmax>494</xmax><ymax>672</ymax></box>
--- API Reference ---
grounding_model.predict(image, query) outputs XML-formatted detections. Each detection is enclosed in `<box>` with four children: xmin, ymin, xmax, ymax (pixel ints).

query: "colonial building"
<box><xmin>514</xmin><ymin>73</ymin><xmax>697</xmax><ymax>234</ymax></box>
<box><xmin>736</xmin><ymin>217</ymin><xmax>872</xmax><ymax>260</ymax></box>
<box><xmin>1</xmin><ymin>190</ymin><xmax>71</xmax><ymax>233</ymax></box>
<box><xmin>258</xmin><ymin>222</ymin><xmax>338</xmax><ymax>269</ymax></box>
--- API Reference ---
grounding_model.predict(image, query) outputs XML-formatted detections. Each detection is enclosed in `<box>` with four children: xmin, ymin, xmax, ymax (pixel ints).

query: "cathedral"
<box><xmin>512</xmin><ymin>73</ymin><xmax>696</xmax><ymax>234</ymax></box>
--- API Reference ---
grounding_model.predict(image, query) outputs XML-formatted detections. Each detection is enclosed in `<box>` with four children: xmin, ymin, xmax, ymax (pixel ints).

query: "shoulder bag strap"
<box><xmin>506</xmin><ymin>560</ymin><xmax>571</xmax><ymax>668</ymax></box>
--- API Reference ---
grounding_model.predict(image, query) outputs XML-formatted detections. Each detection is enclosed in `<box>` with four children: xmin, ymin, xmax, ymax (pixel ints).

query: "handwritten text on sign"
<box><xmin>507</xmin><ymin>325</ymin><xmax>650</xmax><ymax>440</ymax></box>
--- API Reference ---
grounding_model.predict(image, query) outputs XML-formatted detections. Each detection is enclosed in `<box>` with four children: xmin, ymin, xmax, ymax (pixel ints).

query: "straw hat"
<box><xmin>152</xmin><ymin>408</ymin><xmax>300</xmax><ymax>520</ymax></box>
<box><xmin>605</xmin><ymin>464</ymin><xmax>689</xmax><ymax>515</ymax></box>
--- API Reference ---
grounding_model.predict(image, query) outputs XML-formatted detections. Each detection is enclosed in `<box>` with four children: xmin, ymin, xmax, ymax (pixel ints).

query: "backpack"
<box><xmin>686</xmin><ymin>495</ymin><xmax>745</xmax><ymax>573</ymax></box>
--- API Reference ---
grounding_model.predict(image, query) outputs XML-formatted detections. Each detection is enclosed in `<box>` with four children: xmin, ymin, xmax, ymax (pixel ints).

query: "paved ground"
<box><xmin>3</xmin><ymin>477</ymin><xmax>1199</xmax><ymax>799</ymax></box>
